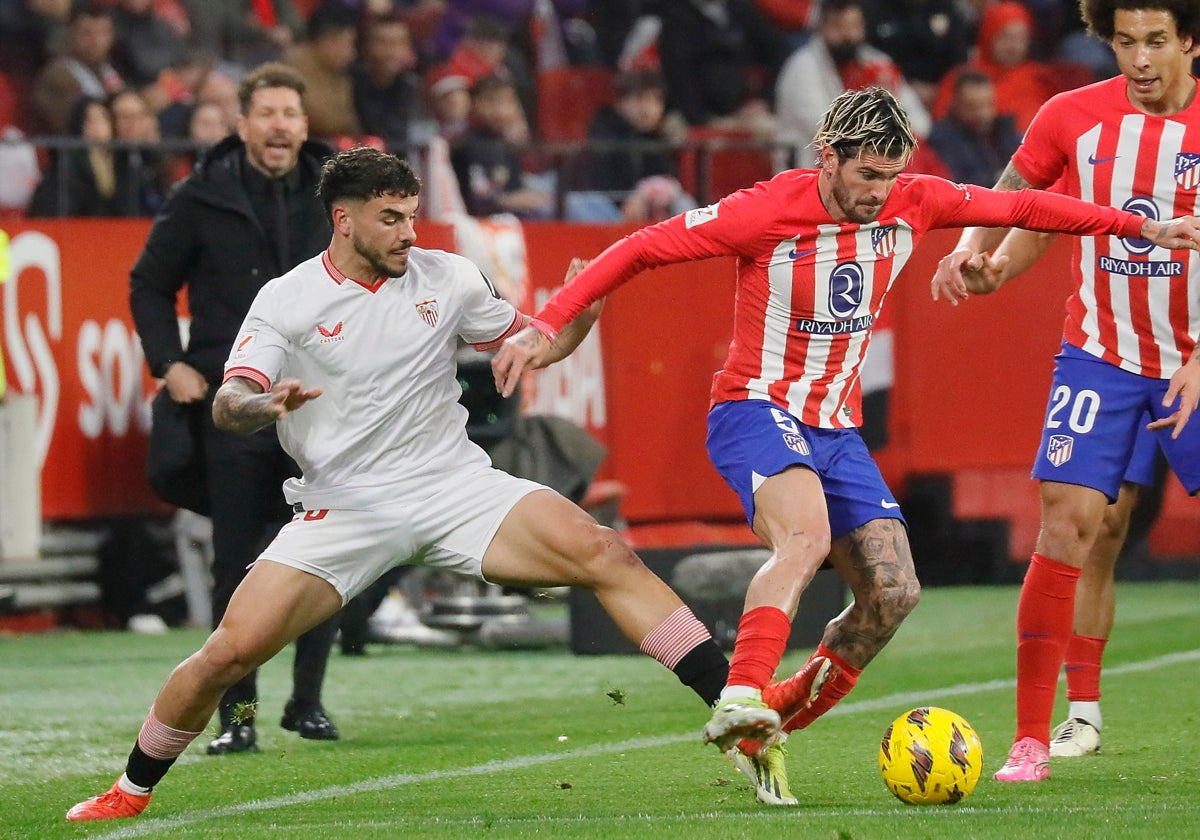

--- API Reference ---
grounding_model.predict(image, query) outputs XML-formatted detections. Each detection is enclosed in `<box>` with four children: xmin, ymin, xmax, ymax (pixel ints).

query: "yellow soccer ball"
<box><xmin>879</xmin><ymin>706</ymin><xmax>983</xmax><ymax>805</ymax></box>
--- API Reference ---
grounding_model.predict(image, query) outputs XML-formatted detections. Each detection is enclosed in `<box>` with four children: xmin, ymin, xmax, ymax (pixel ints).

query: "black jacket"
<box><xmin>129</xmin><ymin>134</ymin><xmax>332</xmax><ymax>384</ymax></box>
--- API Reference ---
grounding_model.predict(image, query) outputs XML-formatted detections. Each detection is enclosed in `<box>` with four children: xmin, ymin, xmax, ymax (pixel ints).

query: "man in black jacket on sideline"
<box><xmin>129</xmin><ymin>62</ymin><xmax>341</xmax><ymax>754</ymax></box>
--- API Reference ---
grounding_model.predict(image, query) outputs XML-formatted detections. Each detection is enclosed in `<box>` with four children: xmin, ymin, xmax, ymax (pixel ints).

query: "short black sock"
<box><xmin>125</xmin><ymin>742</ymin><xmax>178</xmax><ymax>791</ymax></box>
<box><xmin>672</xmin><ymin>638</ymin><xmax>730</xmax><ymax>707</ymax></box>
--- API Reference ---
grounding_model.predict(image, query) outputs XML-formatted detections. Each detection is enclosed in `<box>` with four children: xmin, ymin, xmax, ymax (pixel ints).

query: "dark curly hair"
<box><xmin>318</xmin><ymin>146</ymin><xmax>422</xmax><ymax>221</ymax></box>
<box><xmin>1080</xmin><ymin>0</ymin><xmax>1200</xmax><ymax>42</ymax></box>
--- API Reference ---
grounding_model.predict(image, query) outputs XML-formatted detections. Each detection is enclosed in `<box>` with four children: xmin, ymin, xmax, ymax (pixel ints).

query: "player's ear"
<box><xmin>819</xmin><ymin>146</ymin><xmax>836</xmax><ymax>174</ymax></box>
<box><xmin>331</xmin><ymin>203</ymin><xmax>352</xmax><ymax>236</ymax></box>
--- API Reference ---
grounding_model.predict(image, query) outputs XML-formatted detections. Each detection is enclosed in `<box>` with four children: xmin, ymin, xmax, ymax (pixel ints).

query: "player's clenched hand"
<box><xmin>492</xmin><ymin>326</ymin><xmax>550</xmax><ymax>398</ymax></box>
<box><xmin>1141</xmin><ymin>216</ymin><xmax>1200</xmax><ymax>251</ymax></box>
<box><xmin>268</xmin><ymin>379</ymin><xmax>323</xmax><ymax>418</ymax></box>
<box><xmin>1147</xmin><ymin>355</ymin><xmax>1200</xmax><ymax>439</ymax></box>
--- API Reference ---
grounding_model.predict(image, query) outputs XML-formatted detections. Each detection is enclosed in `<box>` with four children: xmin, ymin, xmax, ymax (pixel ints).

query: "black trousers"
<box><xmin>203</xmin><ymin>407</ymin><xmax>339</xmax><ymax>718</ymax></box>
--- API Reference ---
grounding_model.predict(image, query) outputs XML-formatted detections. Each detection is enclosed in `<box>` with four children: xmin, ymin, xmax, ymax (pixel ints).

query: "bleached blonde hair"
<box><xmin>811</xmin><ymin>87</ymin><xmax>916</xmax><ymax>163</ymax></box>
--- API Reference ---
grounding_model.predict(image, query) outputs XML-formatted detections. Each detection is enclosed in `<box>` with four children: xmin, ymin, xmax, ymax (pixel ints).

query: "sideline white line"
<box><xmin>89</xmin><ymin>647</ymin><xmax>1200</xmax><ymax>839</ymax></box>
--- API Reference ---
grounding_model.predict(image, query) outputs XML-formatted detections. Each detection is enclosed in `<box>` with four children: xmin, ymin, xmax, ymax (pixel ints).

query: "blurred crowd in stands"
<box><xmin>0</xmin><ymin>0</ymin><xmax>1197</xmax><ymax>223</ymax></box>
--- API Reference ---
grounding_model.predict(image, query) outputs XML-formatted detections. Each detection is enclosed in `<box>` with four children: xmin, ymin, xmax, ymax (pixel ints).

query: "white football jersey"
<box><xmin>225</xmin><ymin>248</ymin><xmax>522</xmax><ymax>510</ymax></box>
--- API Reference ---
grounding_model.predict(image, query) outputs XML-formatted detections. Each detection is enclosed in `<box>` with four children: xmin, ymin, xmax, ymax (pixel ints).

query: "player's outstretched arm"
<box><xmin>542</xmin><ymin>257</ymin><xmax>605</xmax><ymax>365</ymax></box>
<box><xmin>213</xmin><ymin>376</ymin><xmax>323</xmax><ymax>434</ymax></box>
<box><xmin>1147</xmin><ymin>353</ymin><xmax>1200</xmax><ymax>440</ymax></box>
<box><xmin>492</xmin><ymin>257</ymin><xmax>604</xmax><ymax>398</ymax></box>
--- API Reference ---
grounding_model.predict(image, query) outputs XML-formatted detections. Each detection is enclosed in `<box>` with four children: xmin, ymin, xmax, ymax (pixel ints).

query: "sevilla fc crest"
<box><xmin>415</xmin><ymin>299</ymin><xmax>439</xmax><ymax>327</ymax></box>
<box><xmin>1046</xmin><ymin>434</ymin><xmax>1073</xmax><ymax>467</ymax></box>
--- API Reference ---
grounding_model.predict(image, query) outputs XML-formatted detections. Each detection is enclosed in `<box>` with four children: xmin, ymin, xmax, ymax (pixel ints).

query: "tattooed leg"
<box><xmin>822</xmin><ymin>518</ymin><xmax>922</xmax><ymax>669</ymax></box>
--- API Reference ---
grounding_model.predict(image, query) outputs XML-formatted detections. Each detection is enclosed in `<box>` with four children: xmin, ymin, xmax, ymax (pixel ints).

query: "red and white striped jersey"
<box><xmin>1013</xmin><ymin>75</ymin><xmax>1200</xmax><ymax>378</ymax></box>
<box><xmin>537</xmin><ymin>170</ymin><xmax>1143</xmax><ymax>428</ymax></box>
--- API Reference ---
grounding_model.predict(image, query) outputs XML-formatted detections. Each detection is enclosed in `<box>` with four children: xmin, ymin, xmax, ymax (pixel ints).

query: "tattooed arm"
<box><xmin>213</xmin><ymin>376</ymin><xmax>323</xmax><ymax>434</ymax></box>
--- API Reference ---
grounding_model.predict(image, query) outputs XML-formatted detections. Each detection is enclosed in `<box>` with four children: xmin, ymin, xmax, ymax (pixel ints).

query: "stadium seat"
<box><xmin>0</xmin><ymin>72</ymin><xmax>20</xmax><ymax>131</ymax></box>
<box><xmin>677</xmin><ymin>127</ymin><xmax>775</xmax><ymax>205</ymax></box>
<box><xmin>535</xmin><ymin>66</ymin><xmax>615</xmax><ymax>143</ymax></box>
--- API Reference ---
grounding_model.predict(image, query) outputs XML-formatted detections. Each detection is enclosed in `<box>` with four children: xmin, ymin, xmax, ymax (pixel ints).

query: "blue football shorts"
<box><xmin>706</xmin><ymin>399</ymin><xmax>905</xmax><ymax>539</ymax></box>
<box><xmin>1032</xmin><ymin>343</ymin><xmax>1200</xmax><ymax>501</ymax></box>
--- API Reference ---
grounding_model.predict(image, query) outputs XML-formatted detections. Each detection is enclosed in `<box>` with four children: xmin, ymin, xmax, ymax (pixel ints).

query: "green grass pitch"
<box><xmin>1</xmin><ymin>580</ymin><xmax>1197</xmax><ymax>839</ymax></box>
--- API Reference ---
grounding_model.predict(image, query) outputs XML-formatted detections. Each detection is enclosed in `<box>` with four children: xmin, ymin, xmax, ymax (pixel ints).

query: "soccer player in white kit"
<box><xmin>934</xmin><ymin>0</ymin><xmax>1200</xmax><ymax>782</ymax></box>
<box><xmin>66</xmin><ymin>147</ymin><xmax>742</xmax><ymax>822</ymax></box>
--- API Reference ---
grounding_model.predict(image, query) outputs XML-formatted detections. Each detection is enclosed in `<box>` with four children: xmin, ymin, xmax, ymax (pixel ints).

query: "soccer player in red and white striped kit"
<box><xmin>493</xmin><ymin>85</ymin><xmax>1200</xmax><ymax>805</ymax></box>
<box><xmin>936</xmin><ymin>0</ymin><xmax>1200</xmax><ymax>782</ymax></box>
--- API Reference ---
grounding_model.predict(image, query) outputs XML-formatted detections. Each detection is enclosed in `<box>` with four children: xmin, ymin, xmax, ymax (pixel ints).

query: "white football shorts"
<box><xmin>256</xmin><ymin>466</ymin><xmax>546</xmax><ymax>603</ymax></box>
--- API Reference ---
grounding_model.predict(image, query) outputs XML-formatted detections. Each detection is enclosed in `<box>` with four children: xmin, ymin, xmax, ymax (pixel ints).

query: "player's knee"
<box><xmin>1040</xmin><ymin>489</ymin><xmax>1104</xmax><ymax>551</ymax></box>
<box><xmin>572</xmin><ymin>523</ymin><xmax>644</xmax><ymax>586</ymax></box>
<box><xmin>193</xmin><ymin>632</ymin><xmax>258</xmax><ymax>687</ymax></box>
<box><xmin>772</xmin><ymin>528</ymin><xmax>832</xmax><ymax>569</ymax></box>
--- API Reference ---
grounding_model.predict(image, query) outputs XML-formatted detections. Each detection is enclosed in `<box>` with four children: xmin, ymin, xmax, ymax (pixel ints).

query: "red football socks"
<box><xmin>725</xmin><ymin>606</ymin><xmax>792</xmax><ymax>691</ymax></box>
<box><xmin>1015</xmin><ymin>552</ymin><xmax>1081</xmax><ymax>745</ymax></box>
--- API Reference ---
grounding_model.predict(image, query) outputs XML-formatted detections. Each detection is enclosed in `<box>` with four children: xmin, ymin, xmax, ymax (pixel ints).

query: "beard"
<box><xmin>352</xmin><ymin>233</ymin><xmax>409</xmax><ymax>279</ymax></box>
<box><xmin>830</xmin><ymin>179</ymin><xmax>883</xmax><ymax>224</ymax></box>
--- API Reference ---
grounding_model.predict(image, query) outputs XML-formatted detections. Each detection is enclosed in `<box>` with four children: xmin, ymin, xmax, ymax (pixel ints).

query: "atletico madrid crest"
<box><xmin>872</xmin><ymin>225</ymin><xmax>898</xmax><ymax>259</ymax></box>
<box><xmin>415</xmin><ymin>299</ymin><xmax>439</xmax><ymax>327</ymax></box>
<box><xmin>1046</xmin><ymin>434</ymin><xmax>1074</xmax><ymax>467</ymax></box>
<box><xmin>1175</xmin><ymin>153</ymin><xmax>1200</xmax><ymax>191</ymax></box>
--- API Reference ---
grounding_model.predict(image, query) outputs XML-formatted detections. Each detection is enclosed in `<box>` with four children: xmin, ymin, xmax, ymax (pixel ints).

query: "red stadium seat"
<box><xmin>536</xmin><ymin>66</ymin><xmax>615</xmax><ymax>143</ymax></box>
<box><xmin>0</xmin><ymin>72</ymin><xmax>19</xmax><ymax>130</ymax></box>
<box><xmin>677</xmin><ymin>127</ymin><xmax>775</xmax><ymax>204</ymax></box>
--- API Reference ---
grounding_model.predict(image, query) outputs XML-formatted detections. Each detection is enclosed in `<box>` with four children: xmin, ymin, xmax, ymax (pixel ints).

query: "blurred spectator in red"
<box><xmin>775</xmin><ymin>0</ymin><xmax>930</xmax><ymax>161</ymax></box>
<box><xmin>28</xmin><ymin>95</ymin><xmax>144</xmax><ymax>216</ymax></box>
<box><xmin>426</xmin><ymin>63</ymin><xmax>471</xmax><ymax>140</ymax></box>
<box><xmin>655</xmin><ymin>0</ymin><xmax>787</xmax><ymax>128</ymax></box>
<box><xmin>183</xmin><ymin>0</ymin><xmax>304</xmax><ymax>70</ymax></box>
<box><xmin>351</xmin><ymin>12</ymin><xmax>424</xmax><ymax>153</ymax></box>
<box><xmin>861</xmin><ymin>0</ymin><xmax>972</xmax><ymax>109</ymax></box>
<box><xmin>450</xmin><ymin>74</ymin><xmax>552</xmax><ymax>218</ymax></box>
<box><xmin>925</xmin><ymin>69</ymin><xmax>1020</xmax><ymax>186</ymax></box>
<box><xmin>437</xmin><ymin>15</ymin><xmax>537</xmax><ymax>130</ymax></box>
<box><xmin>31</xmin><ymin>4</ymin><xmax>125</xmax><ymax>134</ymax></box>
<box><xmin>932</xmin><ymin>1</ymin><xmax>1057</xmax><ymax>134</ymax></box>
<box><xmin>755</xmin><ymin>0</ymin><xmax>817</xmax><ymax>50</ymax></box>
<box><xmin>110</xmin><ymin>0</ymin><xmax>188</xmax><ymax>88</ymax></box>
<box><xmin>284</xmin><ymin>3</ymin><xmax>362</xmax><ymax>141</ymax></box>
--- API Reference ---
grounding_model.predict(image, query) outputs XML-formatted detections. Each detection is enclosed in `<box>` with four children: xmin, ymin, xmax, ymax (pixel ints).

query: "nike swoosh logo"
<box><xmin>788</xmin><ymin>247</ymin><xmax>818</xmax><ymax>260</ymax></box>
<box><xmin>1087</xmin><ymin>154</ymin><xmax>1119</xmax><ymax>165</ymax></box>
<box><xmin>880</xmin><ymin>499</ymin><xmax>901</xmax><ymax>509</ymax></box>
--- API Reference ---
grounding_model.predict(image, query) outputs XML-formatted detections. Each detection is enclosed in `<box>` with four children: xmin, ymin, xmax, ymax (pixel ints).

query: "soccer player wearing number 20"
<box><xmin>937</xmin><ymin>0</ymin><xmax>1200</xmax><ymax>783</ymax></box>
